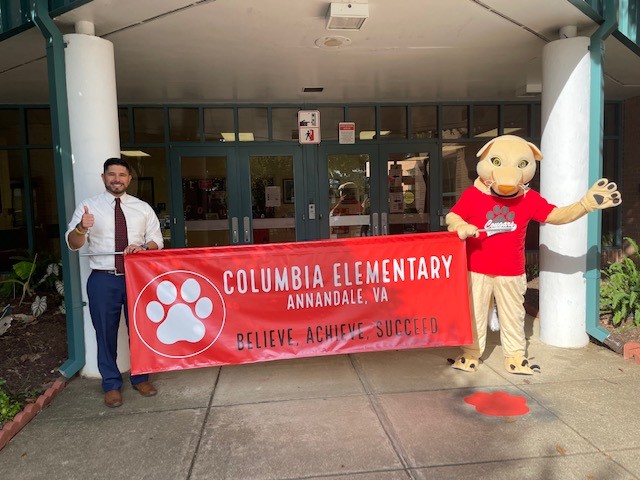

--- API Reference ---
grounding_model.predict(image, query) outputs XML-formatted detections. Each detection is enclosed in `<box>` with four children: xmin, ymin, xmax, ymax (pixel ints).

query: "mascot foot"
<box><xmin>504</xmin><ymin>356</ymin><xmax>540</xmax><ymax>375</ymax></box>
<box><xmin>448</xmin><ymin>355</ymin><xmax>480</xmax><ymax>372</ymax></box>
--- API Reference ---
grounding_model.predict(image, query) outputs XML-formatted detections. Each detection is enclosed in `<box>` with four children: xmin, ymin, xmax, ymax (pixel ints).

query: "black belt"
<box><xmin>92</xmin><ymin>269</ymin><xmax>125</xmax><ymax>277</ymax></box>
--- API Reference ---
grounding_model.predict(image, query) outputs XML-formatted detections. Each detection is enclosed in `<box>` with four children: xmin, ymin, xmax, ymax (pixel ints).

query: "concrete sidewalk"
<box><xmin>2</xmin><ymin>315</ymin><xmax>640</xmax><ymax>480</ymax></box>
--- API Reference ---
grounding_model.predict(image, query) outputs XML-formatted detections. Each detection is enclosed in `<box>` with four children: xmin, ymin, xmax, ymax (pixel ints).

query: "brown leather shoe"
<box><xmin>132</xmin><ymin>381</ymin><xmax>157</xmax><ymax>397</ymax></box>
<box><xmin>104</xmin><ymin>390</ymin><xmax>122</xmax><ymax>408</ymax></box>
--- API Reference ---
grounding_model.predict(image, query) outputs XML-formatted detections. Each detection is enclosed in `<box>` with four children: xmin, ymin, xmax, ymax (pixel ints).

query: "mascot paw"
<box><xmin>456</xmin><ymin>224</ymin><xmax>479</xmax><ymax>240</ymax></box>
<box><xmin>582</xmin><ymin>178</ymin><xmax>622</xmax><ymax>211</ymax></box>
<box><xmin>504</xmin><ymin>356</ymin><xmax>540</xmax><ymax>375</ymax></box>
<box><xmin>448</xmin><ymin>355</ymin><xmax>480</xmax><ymax>372</ymax></box>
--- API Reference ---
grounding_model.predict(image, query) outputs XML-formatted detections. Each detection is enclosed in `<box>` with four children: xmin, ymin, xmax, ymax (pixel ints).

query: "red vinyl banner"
<box><xmin>126</xmin><ymin>232</ymin><xmax>472</xmax><ymax>374</ymax></box>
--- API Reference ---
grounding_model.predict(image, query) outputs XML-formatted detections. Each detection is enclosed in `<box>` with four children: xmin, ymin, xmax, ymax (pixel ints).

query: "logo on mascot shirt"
<box><xmin>132</xmin><ymin>270</ymin><xmax>226</xmax><ymax>358</ymax></box>
<box><xmin>484</xmin><ymin>205</ymin><xmax>517</xmax><ymax>236</ymax></box>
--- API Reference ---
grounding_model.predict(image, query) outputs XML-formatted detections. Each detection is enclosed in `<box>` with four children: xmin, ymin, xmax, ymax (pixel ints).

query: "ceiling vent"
<box><xmin>516</xmin><ymin>83</ymin><xmax>542</xmax><ymax>97</ymax></box>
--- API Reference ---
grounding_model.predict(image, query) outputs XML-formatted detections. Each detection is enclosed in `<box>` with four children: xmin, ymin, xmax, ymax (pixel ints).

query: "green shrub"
<box><xmin>0</xmin><ymin>380</ymin><xmax>22</xmax><ymax>426</ymax></box>
<box><xmin>600</xmin><ymin>237</ymin><xmax>640</xmax><ymax>327</ymax></box>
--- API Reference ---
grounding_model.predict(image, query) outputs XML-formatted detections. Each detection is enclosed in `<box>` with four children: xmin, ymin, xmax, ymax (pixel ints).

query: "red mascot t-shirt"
<box><xmin>450</xmin><ymin>186</ymin><xmax>556</xmax><ymax>276</ymax></box>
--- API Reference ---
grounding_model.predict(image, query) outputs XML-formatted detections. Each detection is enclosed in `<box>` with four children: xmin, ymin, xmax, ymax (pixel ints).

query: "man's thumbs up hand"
<box><xmin>80</xmin><ymin>205</ymin><xmax>94</xmax><ymax>230</ymax></box>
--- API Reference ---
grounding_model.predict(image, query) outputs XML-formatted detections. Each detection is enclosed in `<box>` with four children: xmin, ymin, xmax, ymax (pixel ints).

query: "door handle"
<box><xmin>372</xmin><ymin>212</ymin><xmax>379</xmax><ymax>235</ymax></box>
<box><xmin>231</xmin><ymin>217</ymin><xmax>239</xmax><ymax>244</ymax></box>
<box><xmin>381</xmin><ymin>212</ymin><xmax>388</xmax><ymax>235</ymax></box>
<box><xmin>243</xmin><ymin>216</ymin><xmax>250</xmax><ymax>243</ymax></box>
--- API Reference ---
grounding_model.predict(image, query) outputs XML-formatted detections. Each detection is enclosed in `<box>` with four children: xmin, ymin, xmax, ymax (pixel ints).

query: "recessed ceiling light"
<box><xmin>121</xmin><ymin>150</ymin><xmax>150</xmax><ymax>157</ymax></box>
<box><xmin>221</xmin><ymin>132</ymin><xmax>255</xmax><ymax>142</ymax></box>
<box><xmin>315</xmin><ymin>35</ymin><xmax>352</xmax><ymax>48</ymax></box>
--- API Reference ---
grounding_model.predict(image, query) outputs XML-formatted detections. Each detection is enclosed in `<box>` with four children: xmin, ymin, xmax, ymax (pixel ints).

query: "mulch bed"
<box><xmin>0</xmin><ymin>304</ymin><xmax>67</xmax><ymax>402</ymax></box>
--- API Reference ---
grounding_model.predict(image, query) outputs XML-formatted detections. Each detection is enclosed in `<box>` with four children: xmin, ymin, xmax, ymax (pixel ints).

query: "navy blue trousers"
<box><xmin>87</xmin><ymin>271</ymin><xmax>148</xmax><ymax>392</ymax></box>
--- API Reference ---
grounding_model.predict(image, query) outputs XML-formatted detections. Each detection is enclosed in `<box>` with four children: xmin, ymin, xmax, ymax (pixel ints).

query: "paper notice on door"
<box><xmin>390</xmin><ymin>191</ymin><xmax>404</xmax><ymax>213</ymax></box>
<box><xmin>265</xmin><ymin>186</ymin><xmax>281</xmax><ymax>207</ymax></box>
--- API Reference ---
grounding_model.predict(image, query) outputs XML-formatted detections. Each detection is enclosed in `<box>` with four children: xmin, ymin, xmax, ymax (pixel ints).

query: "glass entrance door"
<box><xmin>170</xmin><ymin>146</ymin><xmax>303</xmax><ymax>248</ymax></box>
<box><xmin>327</xmin><ymin>151</ymin><xmax>373</xmax><ymax>239</ymax></box>
<box><xmin>320</xmin><ymin>144</ymin><xmax>439</xmax><ymax>239</ymax></box>
<box><xmin>378</xmin><ymin>145</ymin><xmax>439</xmax><ymax>235</ymax></box>
<box><xmin>170</xmin><ymin>146</ymin><xmax>238</xmax><ymax>248</ymax></box>
<box><xmin>240</xmin><ymin>147</ymin><xmax>300</xmax><ymax>244</ymax></box>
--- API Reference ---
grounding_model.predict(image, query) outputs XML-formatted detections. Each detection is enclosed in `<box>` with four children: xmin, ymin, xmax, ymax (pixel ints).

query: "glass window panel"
<box><xmin>411</xmin><ymin>106</ymin><xmax>437</xmax><ymax>139</ymax></box>
<box><xmin>441</xmin><ymin>142</ymin><xmax>484</xmax><ymax>210</ymax></box>
<box><xmin>238</xmin><ymin>108</ymin><xmax>268</xmax><ymax>142</ymax></box>
<box><xmin>319</xmin><ymin>107</ymin><xmax>343</xmax><ymax>141</ymax></box>
<box><xmin>442</xmin><ymin>105</ymin><xmax>468</xmax><ymax>139</ymax></box>
<box><xmin>348</xmin><ymin>107</ymin><xmax>376</xmax><ymax>141</ymax></box>
<box><xmin>0</xmin><ymin>109</ymin><xmax>20</xmax><ymax>146</ymax></box>
<box><xmin>250</xmin><ymin>155</ymin><xmax>295</xmax><ymax>243</ymax></box>
<box><xmin>133</xmin><ymin>108</ymin><xmax>165</xmax><ymax>143</ymax></box>
<box><xmin>119</xmin><ymin>108</ymin><xmax>131</xmax><ymax>145</ymax></box>
<box><xmin>29</xmin><ymin>149</ymin><xmax>59</xmax><ymax>255</ymax></box>
<box><xmin>472</xmin><ymin>105</ymin><xmax>498</xmax><ymax>138</ymax></box>
<box><xmin>272</xmin><ymin>108</ymin><xmax>298</xmax><ymax>141</ymax></box>
<box><xmin>123</xmin><ymin>147</ymin><xmax>171</xmax><ymax>246</ymax></box>
<box><xmin>0</xmin><ymin>150</ymin><xmax>28</xmax><ymax>270</ymax></box>
<box><xmin>27</xmin><ymin>109</ymin><xmax>52</xmax><ymax>145</ymax></box>
<box><xmin>380</xmin><ymin>106</ymin><xmax>407</xmax><ymax>140</ymax></box>
<box><xmin>386</xmin><ymin>151</ymin><xmax>431</xmax><ymax>235</ymax></box>
<box><xmin>169</xmin><ymin>108</ymin><xmax>200</xmax><ymax>142</ymax></box>
<box><xmin>182</xmin><ymin>156</ymin><xmax>229</xmax><ymax>247</ymax></box>
<box><xmin>204</xmin><ymin>108</ymin><xmax>234</xmax><ymax>142</ymax></box>
<box><xmin>604</xmin><ymin>103</ymin><xmax>618</xmax><ymax>137</ymax></box>
<box><xmin>531</xmin><ymin>103</ymin><xmax>541</xmax><ymax>138</ymax></box>
<box><xmin>328</xmin><ymin>154</ymin><xmax>370</xmax><ymax>238</ymax></box>
<box><xmin>524</xmin><ymin>167</ymin><xmax>542</xmax><ymax>251</ymax></box>
<box><xmin>503</xmin><ymin>104</ymin><xmax>530</xmax><ymax>137</ymax></box>
<box><xmin>601</xmin><ymin>139</ymin><xmax>619</xmax><ymax>247</ymax></box>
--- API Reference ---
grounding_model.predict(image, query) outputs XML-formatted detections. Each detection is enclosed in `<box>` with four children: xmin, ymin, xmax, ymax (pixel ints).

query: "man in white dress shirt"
<box><xmin>66</xmin><ymin>158</ymin><xmax>164</xmax><ymax>408</ymax></box>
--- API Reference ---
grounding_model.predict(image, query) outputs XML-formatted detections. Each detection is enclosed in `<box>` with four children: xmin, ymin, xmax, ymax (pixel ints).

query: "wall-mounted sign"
<box><xmin>298</xmin><ymin>110</ymin><xmax>321</xmax><ymax>144</ymax></box>
<box><xmin>338</xmin><ymin>122</ymin><xmax>356</xmax><ymax>144</ymax></box>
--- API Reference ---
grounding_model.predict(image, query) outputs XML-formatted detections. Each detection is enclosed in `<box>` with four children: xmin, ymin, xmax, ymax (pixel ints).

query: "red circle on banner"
<box><xmin>132</xmin><ymin>270</ymin><xmax>226</xmax><ymax>358</ymax></box>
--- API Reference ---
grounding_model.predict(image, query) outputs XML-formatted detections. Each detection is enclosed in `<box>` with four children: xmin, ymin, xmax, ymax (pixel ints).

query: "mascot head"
<box><xmin>476</xmin><ymin>135</ymin><xmax>542</xmax><ymax>198</ymax></box>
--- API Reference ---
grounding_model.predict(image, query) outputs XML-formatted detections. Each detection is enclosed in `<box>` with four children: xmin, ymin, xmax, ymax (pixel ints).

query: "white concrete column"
<box><xmin>64</xmin><ymin>29</ymin><xmax>129</xmax><ymax>378</ymax></box>
<box><xmin>539</xmin><ymin>35</ymin><xmax>591</xmax><ymax>348</ymax></box>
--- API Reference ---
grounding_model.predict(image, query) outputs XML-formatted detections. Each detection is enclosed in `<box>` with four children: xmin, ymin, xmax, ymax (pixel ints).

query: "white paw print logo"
<box><xmin>146</xmin><ymin>278</ymin><xmax>213</xmax><ymax>344</ymax></box>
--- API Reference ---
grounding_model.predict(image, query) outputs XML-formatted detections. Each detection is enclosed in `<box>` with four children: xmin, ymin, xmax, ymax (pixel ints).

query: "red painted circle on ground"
<box><xmin>464</xmin><ymin>391</ymin><xmax>530</xmax><ymax>416</ymax></box>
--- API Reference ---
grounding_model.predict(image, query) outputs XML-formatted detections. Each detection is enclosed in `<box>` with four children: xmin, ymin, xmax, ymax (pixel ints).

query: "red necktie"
<box><xmin>114</xmin><ymin>197</ymin><xmax>128</xmax><ymax>273</ymax></box>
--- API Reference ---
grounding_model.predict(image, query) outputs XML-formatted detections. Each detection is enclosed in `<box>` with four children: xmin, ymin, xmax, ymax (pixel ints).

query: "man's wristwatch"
<box><xmin>140</xmin><ymin>243</ymin><xmax>149</xmax><ymax>250</ymax></box>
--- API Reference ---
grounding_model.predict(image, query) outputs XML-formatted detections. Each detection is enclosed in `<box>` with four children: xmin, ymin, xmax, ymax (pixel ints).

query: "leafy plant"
<box><xmin>0</xmin><ymin>253</ymin><xmax>64</xmax><ymax>317</ymax></box>
<box><xmin>0</xmin><ymin>254</ymin><xmax>38</xmax><ymax>304</ymax></box>
<box><xmin>600</xmin><ymin>237</ymin><xmax>640</xmax><ymax>327</ymax></box>
<box><xmin>0</xmin><ymin>380</ymin><xmax>22</xmax><ymax>426</ymax></box>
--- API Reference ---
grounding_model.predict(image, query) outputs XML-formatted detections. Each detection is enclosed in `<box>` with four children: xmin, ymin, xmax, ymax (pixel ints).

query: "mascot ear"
<box><xmin>476</xmin><ymin>138</ymin><xmax>497</xmax><ymax>158</ymax></box>
<box><xmin>527</xmin><ymin>141</ymin><xmax>543</xmax><ymax>161</ymax></box>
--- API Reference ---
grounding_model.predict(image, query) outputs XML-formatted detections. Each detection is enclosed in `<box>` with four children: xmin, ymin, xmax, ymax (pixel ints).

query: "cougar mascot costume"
<box><xmin>446</xmin><ymin>135</ymin><xmax>621</xmax><ymax>375</ymax></box>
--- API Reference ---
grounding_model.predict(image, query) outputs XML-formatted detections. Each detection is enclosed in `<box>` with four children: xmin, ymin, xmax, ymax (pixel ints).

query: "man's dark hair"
<box><xmin>103</xmin><ymin>157</ymin><xmax>131</xmax><ymax>173</ymax></box>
